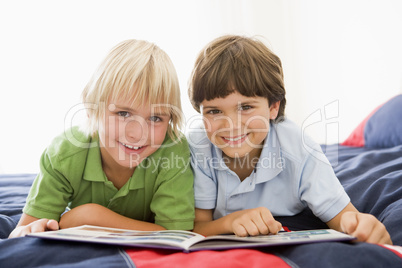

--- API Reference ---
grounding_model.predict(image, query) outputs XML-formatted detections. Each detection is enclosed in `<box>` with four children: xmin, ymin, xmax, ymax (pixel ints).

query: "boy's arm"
<box><xmin>59</xmin><ymin>203</ymin><xmax>166</xmax><ymax>231</ymax></box>
<box><xmin>8</xmin><ymin>213</ymin><xmax>59</xmax><ymax>238</ymax></box>
<box><xmin>326</xmin><ymin>202</ymin><xmax>392</xmax><ymax>244</ymax></box>
<box><xmin>193</xmin><ymin>208</ymin><xmax>231</xmax><ymax>236</ymax></box>
<box><xmin>193</xmin><ymin>207</ymin><xmax>282</xmax><ymax>237</ymax></box>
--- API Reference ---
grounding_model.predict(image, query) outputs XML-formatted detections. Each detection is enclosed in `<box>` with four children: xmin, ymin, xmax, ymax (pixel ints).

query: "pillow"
<box><xmin>342</xmin><ymin>94</ymin><xmax>402</xmax><ymax>148</ymax></box>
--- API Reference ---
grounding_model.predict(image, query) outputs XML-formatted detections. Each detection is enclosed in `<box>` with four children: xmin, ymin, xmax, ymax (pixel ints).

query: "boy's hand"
<box><xmin>231</xmin><ymin>207</ymin><xmax>282</xmax><ymax>237</ymax></box>
<box><xmin>340</xmin><ymin>211</ymin><xmax>392</xmax><ymax>244</ymax></box>
<box><xmin>8</xmin><ymin>219</ymin><xmax>59</xmax><ymax>238</ymax></box>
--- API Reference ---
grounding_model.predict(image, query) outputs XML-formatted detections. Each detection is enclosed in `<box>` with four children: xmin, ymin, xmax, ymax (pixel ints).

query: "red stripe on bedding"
<box><xmin>379</xmin><ymin>244</ymin><xmax>402</xmax><ymax>259</ymax></box>
<box><xmin>125</xmin><ymin>248</ymin><xmax>290</xmax><ymax>268</ymax></box>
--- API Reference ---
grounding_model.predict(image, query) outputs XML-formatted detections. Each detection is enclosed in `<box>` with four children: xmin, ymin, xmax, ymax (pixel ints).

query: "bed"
<box><xmin>1</xmin><ymin>95</ymin><xmax>402</xmax><ymax>267</ymax></box>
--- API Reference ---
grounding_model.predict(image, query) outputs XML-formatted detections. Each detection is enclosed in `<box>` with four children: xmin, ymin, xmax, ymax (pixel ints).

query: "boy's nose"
<box><xmin>222</xmin><ymin>113</ymin><xmax>241</xmax><ymax>130</ymax></box>
<box><xmin>125</xmin><ymin>116</ymin><xmax>148</xmax><ymax>143</ymax></box>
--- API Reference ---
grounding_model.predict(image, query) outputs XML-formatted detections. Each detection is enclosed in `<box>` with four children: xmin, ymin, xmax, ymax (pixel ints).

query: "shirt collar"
<box><xmin>83</xmin><ymin>133</ymin><xmax>168</xmax><ymax>190</ymax></box>
<box><xmin>253</xmin><ymin>122</ymin><xmax>283</xmax><ymax>184</ymax></box>
<box><xmin>82</xmin><ymin>140</ymin><xmax>145</xmax><ymax>191</ymax></box>
<box><xmin>82</xmin><ymin>134</ymin><xmax>107</xmax><ymax>182</ymax></box>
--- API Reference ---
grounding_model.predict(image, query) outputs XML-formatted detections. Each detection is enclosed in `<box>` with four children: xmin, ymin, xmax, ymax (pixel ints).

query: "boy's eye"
<box><xmin>117</xmin><ymin>111</ymin><xmax>130</xmax><ymax>118</ymax></box>
<box><xmin>239</xmin><ymin>105</ymin><xmax>252</xmax><ymax>111</ymax></box>
<box><xmin>206</xmin><ymin>109</ymin><xmax>221</xmax><ymax>115</ymax></box>
<box><xmin>149</xmin><ymin>116</ymin><xmax>162</xmax><ymax>122</ymax></box>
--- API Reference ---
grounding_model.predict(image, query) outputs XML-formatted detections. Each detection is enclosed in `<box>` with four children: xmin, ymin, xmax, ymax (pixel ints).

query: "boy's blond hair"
<box><xmin>82</xmin><ymin>39</ymin><xmax>183</xmax><ymax>140</ymax></box>
<box><xmin>188</xmin><ymin>35</ymin><xmax>286</xmax><ymax>123</ymax></box>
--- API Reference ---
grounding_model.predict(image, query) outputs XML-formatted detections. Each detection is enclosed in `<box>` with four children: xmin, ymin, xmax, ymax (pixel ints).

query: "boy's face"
<box><xmin>98</xmin><ymin>97</ymin><xmax>170</xmax><ymax>170</ymax></box>
<box><xmin>200</xmin><ymin>91</ymin><xmax>279</xmax><ymax>159</ymax></box>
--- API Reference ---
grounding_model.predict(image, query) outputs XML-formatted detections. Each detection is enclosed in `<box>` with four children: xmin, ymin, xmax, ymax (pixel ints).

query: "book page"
<box><xmin>28</xmin><ymin>225</ymin><xmax>204</xmax><ymax>250</ymax></box>
<box><xmin>28</xmin><ymin>226</ymin><xmax>355</xmax><ymax>252</ymax></box>
<box><xmin>189</xmin><ymin>229</ymin><xmax>355</xmax><ymax>251</ymax></box>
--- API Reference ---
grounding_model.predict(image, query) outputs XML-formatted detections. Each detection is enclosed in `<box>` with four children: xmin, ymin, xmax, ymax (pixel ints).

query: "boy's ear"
<box><xmin>269</xmin><ymin>101</ymin><xmax>280</xmax><ymax>120</ymax></box>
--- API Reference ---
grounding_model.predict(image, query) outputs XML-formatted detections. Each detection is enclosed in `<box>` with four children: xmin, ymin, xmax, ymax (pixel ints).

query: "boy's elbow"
<box><xmin>59</xmin><ymin>203</ymin><xmax>103</xmax><ymax>228</ymax></box>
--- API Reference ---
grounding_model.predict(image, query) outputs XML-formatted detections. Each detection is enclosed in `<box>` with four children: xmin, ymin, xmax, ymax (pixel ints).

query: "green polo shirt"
<box><xmin>23</xmin><ymin>126</ymin><xmax>195</xmax><ymax>230</ymax></box>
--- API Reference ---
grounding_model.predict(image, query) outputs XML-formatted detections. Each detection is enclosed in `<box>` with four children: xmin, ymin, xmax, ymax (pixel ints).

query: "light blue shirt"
<box><xmin>187</xmin><ymin>119</ymin><xmax>350</xmax><ymax>223</ymax></box>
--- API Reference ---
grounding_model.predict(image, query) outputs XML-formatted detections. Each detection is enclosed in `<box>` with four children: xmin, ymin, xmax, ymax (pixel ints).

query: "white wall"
<box><xmin>284</xmin><ymin>0</ymin><xmax>402</xmax><ymax>146</ymax></box>
<box><xmin>1</xmin><ymin>0</ymin><xmax>401</xmax><ymax>173</ymax></box>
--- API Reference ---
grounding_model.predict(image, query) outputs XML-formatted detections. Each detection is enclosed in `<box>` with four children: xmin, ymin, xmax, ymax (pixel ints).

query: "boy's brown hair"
<box><xmin>188</xmin><ymin>35</ymin><xmax>286</xmax><ymax>122</ymax></box>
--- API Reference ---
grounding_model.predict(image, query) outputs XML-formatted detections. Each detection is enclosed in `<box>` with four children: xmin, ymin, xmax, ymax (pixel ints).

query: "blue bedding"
<box><xmin>1</xmin><ymin>144</ymin><xmax>401</xmax><ymax>267</ymax></box>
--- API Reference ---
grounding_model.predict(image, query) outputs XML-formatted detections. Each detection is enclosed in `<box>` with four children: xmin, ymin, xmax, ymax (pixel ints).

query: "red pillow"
<box><xmin>341</xmin><ymin>104</ymin><xmax>383</xmax><ymax>147</ymax></box>
<box><xmin>342</xmin><ymin>94</ymin><xmax>402</xmax><ymax>148</ymax></box>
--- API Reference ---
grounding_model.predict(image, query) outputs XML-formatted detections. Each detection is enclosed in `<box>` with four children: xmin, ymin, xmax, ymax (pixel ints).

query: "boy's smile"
<box><xmin>201</xmin><ymin>91</ymin><xmax>279</xmax><ymax>160</ymax></box>
<box><xmin>221</xmin><ymin>133</ymin><xmax>248</xmax><ymax>144</ymax></box>
<box><xmin>119</xmin><ymin>141</ymin><xmax>147</xmax><ymax>155</ymax></box>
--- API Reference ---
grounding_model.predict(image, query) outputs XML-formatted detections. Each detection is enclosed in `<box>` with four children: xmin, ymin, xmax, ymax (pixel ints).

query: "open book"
<box><xmin>28</xmin><ymin>225</ymin><xmax>355</xmax><ymax>252</ymax></box>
